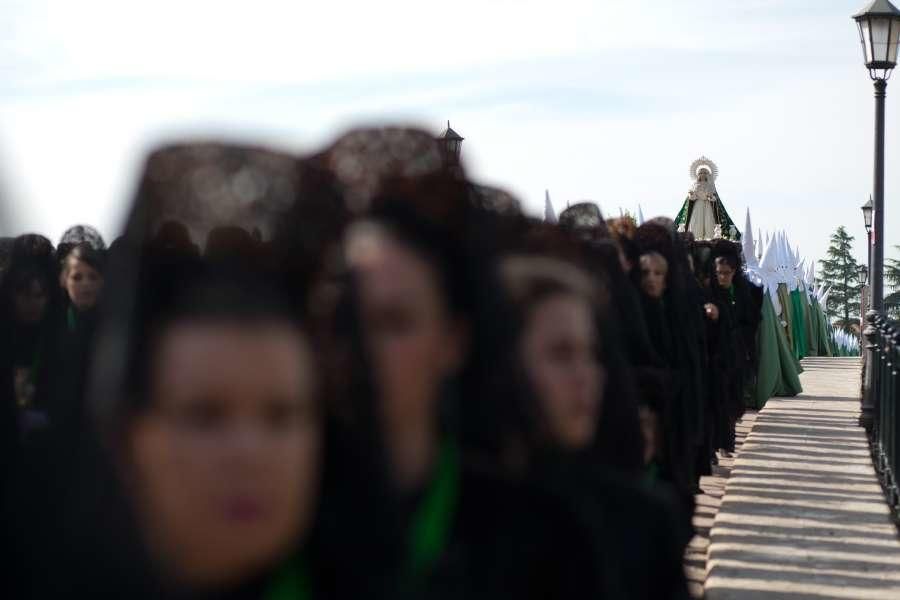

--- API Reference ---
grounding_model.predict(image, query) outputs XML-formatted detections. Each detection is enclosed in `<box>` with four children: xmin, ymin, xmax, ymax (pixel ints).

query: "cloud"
<box><xmin>0</xmin><ymin>0</ymin><xmax>897</xmax><ymax>270</ymax></box>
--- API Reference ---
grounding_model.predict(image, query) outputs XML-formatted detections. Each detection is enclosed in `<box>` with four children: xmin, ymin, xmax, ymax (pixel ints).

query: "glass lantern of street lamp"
<box><xmin>854</xmin><ymin>0</ymin><xmax>900</xmax><ymax>80</ymax></box>
<box><xmin>437</xmin><ymin>122</ymin><xmax>464</xmax><ymax>164</ymax></box>
<box><xmin>862</xmin><ymin>196</ymin><xmax>874</xmax><ymax>232</ymax></box>
<box><xmin>859</xmin><ymin>263</ymin><xmax>870</xmax><ymax>286</ymax></box>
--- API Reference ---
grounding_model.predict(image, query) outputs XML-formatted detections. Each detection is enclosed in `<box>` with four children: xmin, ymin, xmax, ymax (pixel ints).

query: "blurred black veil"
<box><xmin>11</xmin><ymin>142</ymin><xmax>327</xmax><ymax>597</ymax></box>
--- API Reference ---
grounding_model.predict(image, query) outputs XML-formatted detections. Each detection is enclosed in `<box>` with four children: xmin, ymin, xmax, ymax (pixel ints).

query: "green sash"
<box><xmin>266</xmin><ymin>556</ymin><xmax>312</xmax><ymax>600</ymax></box>
<box><xmin>407</xmin><ymin>438</ymin><xmax>460</xmax><ymax>584</ymax></box>
<box><xmin>67</xmin><ymin>306</ymin><xmax>77</xmax><ymax>332</ymax></box>
<box><xmin>266</xmin><ymin>439</ymin><xmax>460</xmax><ymax>598</ymax></box>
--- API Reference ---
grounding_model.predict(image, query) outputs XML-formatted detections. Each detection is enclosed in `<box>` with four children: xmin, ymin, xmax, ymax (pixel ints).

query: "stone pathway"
<box><xmin>686</xmin><ymin>411</ymin><xmax>758</xmax><ymax>598</ymax></box>
<box><xmin>703</xmin><ymin>357</ymin><xmax>900</xmax><ymax>599</ymax></box>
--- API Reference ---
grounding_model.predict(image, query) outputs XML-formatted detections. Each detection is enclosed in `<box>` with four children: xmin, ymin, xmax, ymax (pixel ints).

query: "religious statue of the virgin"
<box><xmin>674</xmin><ymin>157</ymin><xmax>740</xmax><ymax>241</ymax></box>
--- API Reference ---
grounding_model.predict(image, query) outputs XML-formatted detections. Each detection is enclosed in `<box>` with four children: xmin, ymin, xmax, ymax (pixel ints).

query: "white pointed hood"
<box><xmin>820</xmin><ymin>285</ymin><xmax>832</xmax><ymax>313</ymax></box>
<box><xmin>806</xmin><ymin>261</ymin><xmax>817</xmax><ymax>297</ymax></box>
<box><xmin>759</xmin><ymin>234</ymin><xmax>783</xmax><ymax>315</ymax></box>
<box><xmin>796</xmin><ymin>258</ymin><xmax>806</xmax><ymax>292</ymax></box>
<box><xmin>544</xmin><ymin>190</ymin><xmax>557</xmax><ymax>224</ymax></box>
<box><xmin>781</xmin><ymin>233</ymin><xmax>799</xmax><ymax>290</ymax></box>
<box><xmin>773</xmin><ymin>232</ymin><xmax>790</xmax><ymax>287</ymax></box>
<box><xmin>743</xmin><ymin>209</ymin><xmax>758</xmax><ymax>269</ymax></box>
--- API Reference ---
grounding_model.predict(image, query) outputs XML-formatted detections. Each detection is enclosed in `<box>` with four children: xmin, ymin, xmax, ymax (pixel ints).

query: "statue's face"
<box><xmin>698</xmin><ymin>169</ymin><xmax>709</xmax><ymax>182</ymax></box>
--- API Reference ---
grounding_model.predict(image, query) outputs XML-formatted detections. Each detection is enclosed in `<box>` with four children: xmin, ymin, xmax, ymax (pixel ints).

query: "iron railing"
<box><xmin>865</xmin><ymin>310</ymin><xmax>900</xmax><ymax>521</ymax></box>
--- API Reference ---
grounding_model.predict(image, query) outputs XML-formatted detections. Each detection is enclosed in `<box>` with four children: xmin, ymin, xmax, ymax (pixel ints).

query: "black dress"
<box><xmin>420</xmin><ymin>463</ymin><xmax>610</xmax><ymax>600</ymax></box>
<box><xmin>528</xmin><ymin>456</ymin><xmax>691</xmax><ymax>600</ymax></box>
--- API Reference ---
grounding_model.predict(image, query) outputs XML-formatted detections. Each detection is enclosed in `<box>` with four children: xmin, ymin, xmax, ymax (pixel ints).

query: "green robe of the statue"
<box><xmin>750</xmin><ymin>291</ymin><xmax>804</xmax><ymax>409</ymax></box>
<box><xmin>673</xmin><ymin>196</ymin><xmax>741</xmax><ymax>242</ymax></box>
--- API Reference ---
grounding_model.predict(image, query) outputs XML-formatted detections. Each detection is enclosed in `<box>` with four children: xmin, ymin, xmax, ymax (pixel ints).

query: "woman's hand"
<box><xmin>704</xmin><ymin>303</ymin><xmax>719</xmax><ymax>321</ymax></box>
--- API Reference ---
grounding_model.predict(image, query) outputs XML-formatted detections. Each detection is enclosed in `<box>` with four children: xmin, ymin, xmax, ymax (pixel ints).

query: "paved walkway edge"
<box><xmin>705</xmin><ymin>358</ymin><xmax>900</xmax><ymax>600</ymax></box>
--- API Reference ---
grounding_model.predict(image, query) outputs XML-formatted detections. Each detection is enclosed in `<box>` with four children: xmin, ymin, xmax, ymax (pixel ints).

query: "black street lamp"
<box><xmin>854</xmin><ymin>0</ymin><xmax>900</xmax><ymax>312</ymax></box>
<box><xmin>859</xmin><ymin>262</ymin><xmax>870</xmax><ymax>334</ymax></box>
<box><xmin>436</xmin><ymin>122</ymin><xmax>464</xmax><ymax>175</ymax></box>
<box><xmin>862</xmin><ymin>195</ymin><xmax>874</xmax><ymax>232</ymax></box>
<box><xmin>862</xmin><ymin>195</ymin><xmax>874</xmax><ymax>293</ymax></box>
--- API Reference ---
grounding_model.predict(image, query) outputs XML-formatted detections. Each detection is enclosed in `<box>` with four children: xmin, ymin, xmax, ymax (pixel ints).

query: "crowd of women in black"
<box><xmin>0</xmin><ymin>127</ymin><xmax>761</xmax><ymax>599</ymax></box>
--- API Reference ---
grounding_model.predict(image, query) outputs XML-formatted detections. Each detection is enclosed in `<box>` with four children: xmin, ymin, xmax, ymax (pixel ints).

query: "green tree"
<box><xmin>818</xmin><ymin>226</ymin><xmax>862</xmax><ymax>333</ymax></box>
<box><xmin>886</xmin><ymin>245</ymin><xmax>900</xmax><ymax>320</ymax></box>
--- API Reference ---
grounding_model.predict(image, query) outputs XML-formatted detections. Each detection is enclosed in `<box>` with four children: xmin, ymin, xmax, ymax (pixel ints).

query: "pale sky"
<box><xmin>2</xmin><ymin>0</ymin><xmax>898</xmax><ymax>270</ymax></box>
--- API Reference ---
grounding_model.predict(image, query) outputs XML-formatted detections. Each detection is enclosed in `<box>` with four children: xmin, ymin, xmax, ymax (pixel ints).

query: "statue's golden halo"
<box><xmin>690</xmin><ymin>156</ymin><xmax>718</xmax><ymax>182</ymax></box>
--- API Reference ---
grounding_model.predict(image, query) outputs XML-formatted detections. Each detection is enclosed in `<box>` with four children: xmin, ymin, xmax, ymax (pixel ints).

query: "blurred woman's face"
<box><xmin>128</xmin><ymin>320</ymin><xmax>319</xmax><ymax>588</ymax></box>
<box><xmin>640</xmin><ymin>253</ymin><xmax>668</xmax><ymax>299</ymax></box>
<box><xmin>520</xmin><ymin>294</ymin><xmax>604</xmax><ymax>450</ymax></box>
<box><xmin>348</xmin><ymin>225</ymin><xmax>466</xmax><ymax>438</ymax></box>
<box><xmin>715</xmin><ymin>259</ymin><xmax>736</xmax><ymax>289</ymax></box>
<box><xmin>63</xmin><ymin>258</ymin><xmax>103</xmax><ymax>311</ymax></box>
<box><xmin>14</xmin><ymin>278</ymin><xmax>50</xmax><ymax>324</ymax></box>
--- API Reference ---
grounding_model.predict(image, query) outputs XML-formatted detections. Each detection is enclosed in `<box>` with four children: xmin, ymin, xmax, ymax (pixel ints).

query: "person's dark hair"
<box><xmin>0</xmin><ymin>262</ymin><xmax>54</xmax><ymax>322</ymax></box>
<box><xmin>4</xmin><ymin>262</ymin><xmax>51</xmax><ymax>296</ymax></box>
<box><xmin>62</xmin><ymin>243</ymin><xmax>106</xmax><ymax>277</ymax></box>
<box><xmin>1</xmin><ymin>234</ymin><xmax>61</xmax><ymax>325</ymax></box>
<box><xmin>715</xmin><ymin>254</ymin><xmax>738</xmax><ymax>271</ymax></box>
<box><xmin>711</xmin><ymin>239</ymin><xmax>742</xmax><ymax>271</ymax></box>
<box><xmin>12</xmin><ymin>233</ymin><xmax>55</xmax><ymax>264</ymax></box>
<box><xmin>365</xmin><ymin>174</ymin><xmax>479</xmax><ymax>319</ymax></box>
<box><xmin>500</xmin><ymin>255</ymin><xmax>603</xmax><ymax>319</ymax></box>
<box><xmin>205</xmin><ymin>226</ymin><xmax>259</xmax><ymax>262</ymax></box>
<box><xmin>634</xmin><ymin>222</ymin><xmax>675</xmax><ymax>262</ymax></box>
<box><xmin>0</xmin><ymin>238</ymin><xmax>13</xmax><ymax>275</ymax></box>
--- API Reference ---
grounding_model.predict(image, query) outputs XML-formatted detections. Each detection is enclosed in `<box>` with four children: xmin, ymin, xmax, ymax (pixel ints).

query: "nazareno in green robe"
<box><xmin>812</xmin><ymin>299</ymin><xmax>833</xmax><ymax>357</ymax></box>
<box><xmin>789</xmin><ymin>288</ymin><xmax>808</xmax><ymax>360</ymax></box>
<box><xmin>805</xmin><ymin>292</ymin><xmax>819</xmax><ymax>357</ymax></box>
<box><xmin>749</xmin><ymin>291</ymin><xmax>803</xmax><ymax>409</ymax></box>
<box><xmin>776</xmin><ymin>284</ymin><xmax>794</xmax><ymax>352</ymax></box>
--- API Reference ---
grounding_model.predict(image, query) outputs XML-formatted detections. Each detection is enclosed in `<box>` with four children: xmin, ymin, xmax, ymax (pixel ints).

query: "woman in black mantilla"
<box><xmin>40</xmin><ymin>242</ymin><xmax>106</xmax><ymax>432</ymax></box>
<box><xmin>555</xmin><ymin>203</ymin><xmax>647</xmax><ymax>474</ymax></box>
<box><xmin>479</xmin><ymin>205</ymin><xmax>647</xmax><ymax>477</ymax></box>
<box><xmin>706</xmin><ymin>241</ymin><xmax>756</xmax><ymax>454</ymax></box>
<box><xmin>0</xmin><ymin>234</ymin><xmax>59</xmax><ymax>427</ymax></box>
<box><xmin>484</xmin><ymin>252</ymin><xmax>691</xmax><ymax>600</ymax></box>
<box><xmin>304</xmin><ymin>127</ymin><xmax>604</xmax><ymax>599</ymax></box>
<box><xmin>16</xmin><ymin>143</ymin><xmax>336</xmax><ymax>599</ymax></box>
<box><xmin>632</xmin><ymin>220</ymin><xmax>705</xmax><ymax>520</ymax></box>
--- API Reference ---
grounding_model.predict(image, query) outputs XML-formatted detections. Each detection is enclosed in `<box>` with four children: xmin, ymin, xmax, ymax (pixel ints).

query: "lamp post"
<box><xmin>860</xmin><ymin>197</ymin><xmax>875</xmax><ymax>427</ymax></box>
<box><xmin>436</xmin><ymin>122</ymin><xmax>464</xmax><ymax>177</ymax></box>
<box><xmin>854</xmin><ymin>0</ymin><xmax>900</xmax><ymax>313</ymax></box>
<box><xmin>860</xmin><ymin>262</ymin><xmax>871</xmax><ymax>321</ymax></box>
<box><xmin>862</xmin><ymin>196</ymin><xmax>874</xmax><ymax>289</ymax></box>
